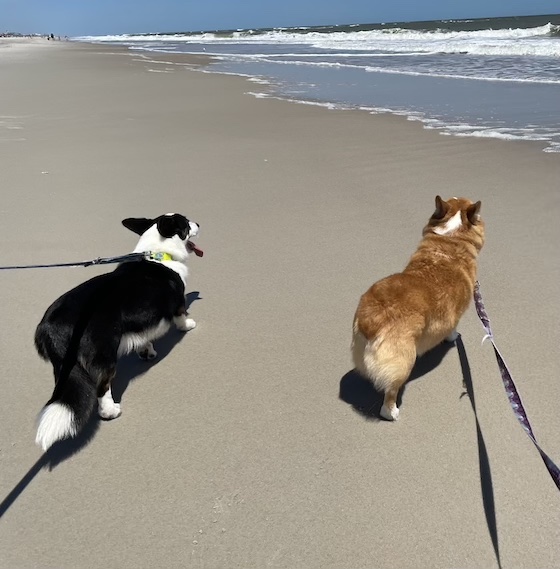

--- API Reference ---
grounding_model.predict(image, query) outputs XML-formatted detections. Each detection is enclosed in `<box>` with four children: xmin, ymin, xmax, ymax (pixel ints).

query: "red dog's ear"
<box><xmin>432</xmin><ymin>195</ymin><xmax>450</xmax><ymax>220</ymax></box>
<box><xmin>466</xmin><ymin>201</ymin><xmax>482</xmax><ymax>224</ymax></box>
<box><xmin>122</xmin><ymin>217</ymin><xmax>155</xmax><ymax>236</ymax></box>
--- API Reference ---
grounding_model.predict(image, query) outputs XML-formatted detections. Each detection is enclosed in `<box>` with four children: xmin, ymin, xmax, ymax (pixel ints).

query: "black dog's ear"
<box><xmin>156</xmin><ymin>215</ymin><xmax>188</xmax><ymax>240</ymax></box>
<box><xmin>122</xmin><ymin>217</ymin><xmax>155</xmax><ymax>236</ymax></box>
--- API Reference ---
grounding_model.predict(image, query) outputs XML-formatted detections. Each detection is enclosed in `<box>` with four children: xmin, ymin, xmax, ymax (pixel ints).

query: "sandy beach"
<box><xmin>1</xmin><ymin>39</ymin><xmax>559</xmax><ymax>569</ymax></box>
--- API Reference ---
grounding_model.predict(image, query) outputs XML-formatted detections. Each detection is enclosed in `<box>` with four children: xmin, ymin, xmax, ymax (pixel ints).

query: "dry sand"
<box><xmin>1</xmin><ymin>40</ymin><xmax>559</xmax><ymax>569</ymax></box>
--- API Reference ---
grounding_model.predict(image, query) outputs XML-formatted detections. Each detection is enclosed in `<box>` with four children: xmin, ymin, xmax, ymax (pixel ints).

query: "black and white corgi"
<box><xmin>34</xmin><ymin>213</ymin><xmax>202</xmax><ymax>451</ymax></box>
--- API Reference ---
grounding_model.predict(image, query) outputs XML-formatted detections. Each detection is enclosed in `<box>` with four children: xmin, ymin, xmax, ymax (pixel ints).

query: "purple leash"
<box><xmin>473</xmin><ymin>281</ymin><xmax>560</xmax><ymax>491</ymax></box>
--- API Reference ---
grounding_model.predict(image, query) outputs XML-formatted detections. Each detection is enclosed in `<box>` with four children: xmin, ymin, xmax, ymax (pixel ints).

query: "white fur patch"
<box><xmin>434</xmin><ymin>211</ymin><xmax>462</xmax><ymax>235</ymax></box>
<box><xmin>98</xmin><ymin>388</ymin><xmax>121</xmax><ymax>420</ymax></box>
<box><xmin>188</xmin><ymin>221</ymin><xmax>199</xmax><ymax>237</ymax></box>
<box><xmin>446</xmin><ymin>329</ymin><xmax>459</xmax><ymax>342</ymax></box>
<box><xmin>380</xmin><ymin>404</ymin><xmax>400</xmax><ymax>421</ymax></box>
<box><xmin>162</xmin><ymin>260</ymin><xmax>189</xmax><ymax>287</ymax></box>
<box><xmin>132</xmin><ymin>223</ymin><xmax>191</xmax><ymax>286</ymax></box>
<box><xmin>174</xmin><ymin>315</ymin><xmax>196</xmax><ymax>331</ymax></box>
<box><xmin>138</xmin><ymin>342</ymin><xmax>157</xmax><ymax>360</ymax></box>
<box><xmin>118</xmin><ymin>319</ymin><xmax>171</xmax><ymax>356</ymax></box>
<box><xmin>36</xmin><ymin>402</ymin><xmax>77</xmax><ymax>451</ymax></box>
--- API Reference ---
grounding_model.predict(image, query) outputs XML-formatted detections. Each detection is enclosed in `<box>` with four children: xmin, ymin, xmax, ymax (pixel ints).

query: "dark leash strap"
<box><xmin>473</xmin><ymin>281</ymin><xmax>560</xmax><ymax>491</ymax></box>
<box><xmin>0</xmin><ymin>252</ymin><xmax>148</xmax><ymax>271</ymax></box>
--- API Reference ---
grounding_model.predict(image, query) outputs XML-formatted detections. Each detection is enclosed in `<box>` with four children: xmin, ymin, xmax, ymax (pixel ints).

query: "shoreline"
<box><xmin>87</xmin><ymin>39</ymin><xmax>556</xmax><ymax>155</ymax></box>
<box><xmin>1</xmin><ymin>40</ymin><xmax>559</xmax><ymax>569</ymax></box>
<box><xmin>73</xmin><ymin>28</ymin><xmax>560</xmax><ymax>154</ymax></box>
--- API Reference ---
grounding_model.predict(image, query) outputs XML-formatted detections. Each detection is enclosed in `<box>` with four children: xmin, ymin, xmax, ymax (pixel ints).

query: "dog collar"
<box><xmin>149</xmin><ymin>252</ymin><xmax>174</xmax><ymax>262</ymax></box>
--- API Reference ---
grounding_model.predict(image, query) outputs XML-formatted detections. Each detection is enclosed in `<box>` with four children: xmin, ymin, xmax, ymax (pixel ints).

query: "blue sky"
<box><xmin>1</xmin><ymin>0</ymin><xmax>559</xmax><ymax>36</ymax></box>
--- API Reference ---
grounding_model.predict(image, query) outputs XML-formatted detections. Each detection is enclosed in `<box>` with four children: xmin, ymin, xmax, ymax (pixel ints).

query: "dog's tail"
<box><xmin>36</xmin><ymin>364</ymin><xmax>97</xmax><ymax>451</ymax></box>
<box><xmin>352</xmin><ymin>321</ymin><xmax>416</xmax><ymax>392</ymax></box>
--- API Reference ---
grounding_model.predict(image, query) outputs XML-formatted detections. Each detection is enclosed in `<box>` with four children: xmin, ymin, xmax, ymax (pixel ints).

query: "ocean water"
<box><xmin>78</xmin><ymin>14</ymin><xmax>560</xmax><ymax>152</ymax></box>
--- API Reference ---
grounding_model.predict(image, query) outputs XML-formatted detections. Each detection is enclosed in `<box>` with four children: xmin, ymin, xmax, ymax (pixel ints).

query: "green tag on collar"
<box><xmin>150</xmin><ymin>252</ymin><xmax>173</xmax><ymax>262</ymax></box>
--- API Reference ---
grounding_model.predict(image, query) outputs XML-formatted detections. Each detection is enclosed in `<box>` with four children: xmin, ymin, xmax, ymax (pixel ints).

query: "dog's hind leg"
<box><xmin>96</xmin><ymin>366</ymin><xmax>121</xmax><ymax>420</ymax></box>
<box><xmin>137</xmin><ymin>342</ymin><xmax>157</xmax><ymax>360</ymax></box>
<box><xmin>362</xmin><ymin>337</ymin><xmax>416</xmax><ymax>421</ymax></box>
<box><xmin>380</xmin><ymin>386</ymin><xmax>405</xmax><ymax>421</ymax></box>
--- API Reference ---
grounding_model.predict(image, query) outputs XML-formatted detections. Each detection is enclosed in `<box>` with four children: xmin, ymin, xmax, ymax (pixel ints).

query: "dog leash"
<box><xmin>473</xmin><ymin>281</ymin><xmax>560</xmax><ymax>491</ymax></box>
<box><xmin>0</xmin><ymin>252</ymin><xmax>148</xmax><ymax>271</ymax></box>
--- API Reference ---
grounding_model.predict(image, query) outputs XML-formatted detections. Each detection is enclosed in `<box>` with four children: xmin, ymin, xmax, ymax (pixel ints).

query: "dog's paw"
<box><xmin>98</xmin><ymin>402</ymin><xmax>122</xmax><ymax>421</ymax></box>
<box><xmin>138</xmin><ymin>343</ymin><xmax>157</xmax><ymax>360</ymax></box>
<box><xmin>175</xmin><ymin>315</ymin><xmax>196</xmax><ymax>332</ymax></box>
<box><xmin>380</xmin><ymin>404</ymin><xmax>400</xmax><ymax>421</ymax></box>
<box><xmin>445</xmin><ymin>329</ymin><xmax>459</xmax><ymax>343</ymax></box>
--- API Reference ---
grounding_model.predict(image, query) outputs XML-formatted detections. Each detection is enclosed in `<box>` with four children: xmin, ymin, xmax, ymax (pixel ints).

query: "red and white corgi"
<box><xmin>352</xmin><ymin>196</ymin><xmax>485</xmax><ymax>420</ymax></box>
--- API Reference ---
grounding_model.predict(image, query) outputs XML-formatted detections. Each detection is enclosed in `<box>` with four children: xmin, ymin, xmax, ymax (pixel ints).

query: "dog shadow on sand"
<box><xmin>0</xmin><ymin>292</ymin><xmax>201</xmax><ymax>519</ymax></box>
<box><xmin>339</xmin><ymin>340</ymin><xmax>456</xmax><ymax>421</ymax></box>
<box><xmin>339</xmin><ymin>336</ymin><xmax>502</xmax><ymax>568</ymax></box>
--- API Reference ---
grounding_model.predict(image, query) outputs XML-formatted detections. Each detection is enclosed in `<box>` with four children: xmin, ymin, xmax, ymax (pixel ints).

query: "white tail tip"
<box><xmin>35</xmin><ymin>403</ymin><xmax>77</xmax><ymax>451</ymax></box>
